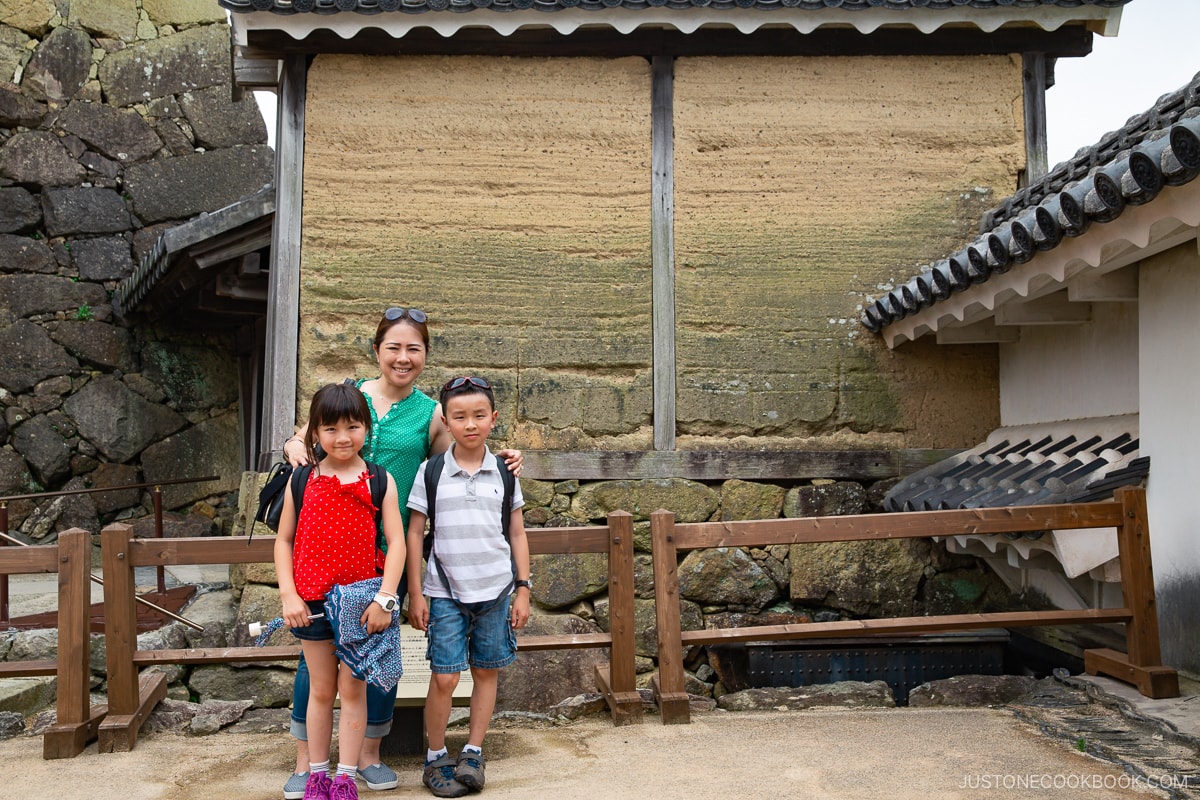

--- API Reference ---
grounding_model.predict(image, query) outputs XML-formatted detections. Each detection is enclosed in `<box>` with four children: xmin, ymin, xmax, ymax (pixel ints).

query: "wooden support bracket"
<box><xmin>649</xmin><ymin>674</ymin><xmax>691</xmax><ymax>726</ymax></box>
<box><xmin>1084</xmin><ymin>647</ymin><xmax>1179</xmax><ymax>700</ymax></box>
<box><xmin>595</xmin><ymin>665</ymin><xmax>643</xmax><ymax>727</ymax></box>
<box><xmin>97</xmin><ymin>671</ymin><xmax>168</xmax><ymax>753</ymax></box>
<box><xmin>42</xmin><ymin>704</ymin><xmax>108</xmax><ymax>760</ymax></box>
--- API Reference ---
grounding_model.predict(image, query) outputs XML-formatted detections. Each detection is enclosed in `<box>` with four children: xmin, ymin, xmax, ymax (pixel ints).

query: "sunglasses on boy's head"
<box><xmin>384</xmin><ymin>307</ymin><xmax>427</xmax><ymax>324</ymax></box>
<box><xmin>443</xmin><ymin>376</ymin><xmax>492</xmax><ymax>392</ymax></box>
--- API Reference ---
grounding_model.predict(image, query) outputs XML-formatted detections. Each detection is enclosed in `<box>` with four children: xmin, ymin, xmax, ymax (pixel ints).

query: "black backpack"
<box><xmin>421</xmin><ymin>451</ymin><xmax>516</xmax><ymax>598</ymax></box>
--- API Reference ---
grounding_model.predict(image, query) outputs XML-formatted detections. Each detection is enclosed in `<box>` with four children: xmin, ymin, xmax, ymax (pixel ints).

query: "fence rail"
<box><xmin>649</xmin><ymin>486</ymin><xmax>1177</xmax><ymax>724</ymax></box>
<box><xmin>96</xmin><ymin>510</ymin><xmax>640</xmax><ymax>754</ymax></box>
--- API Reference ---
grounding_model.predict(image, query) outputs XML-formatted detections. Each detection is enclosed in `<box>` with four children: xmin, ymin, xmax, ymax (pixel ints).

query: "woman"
<box><xmin>280</xmin><ymin>307</ymin><xmax>521</xmax><ymax>799</ymax></box>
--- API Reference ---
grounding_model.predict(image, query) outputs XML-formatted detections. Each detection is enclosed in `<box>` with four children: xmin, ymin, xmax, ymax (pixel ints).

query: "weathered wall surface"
<box><xmin>301</xmin><ymin>53</ymin><xmax>1014</xmax><ymax>450</ymax></box>
<box><xmin>301</xmin><ymin>55</ymin><xmax>653</xmax><ymax>446</ymax></box>
<box><xmin>0</xmin><ymin>2</ymin><xmax>270</xmax><ymax>539</ymax></box>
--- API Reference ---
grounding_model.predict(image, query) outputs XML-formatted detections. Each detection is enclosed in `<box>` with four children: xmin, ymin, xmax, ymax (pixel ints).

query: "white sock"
<box><xmin>427</xmin><ymin>747</ymin><xmax>448</xmax><ymax>764</ymax></box>
<box><xmin>462</xmin><ymin>745</ymin><xmax>482</xmax><ymax>756</ymax></box>
<box><xmin>336</xmin><ymin>763</ymin><xmax>355</xmax><ymax>779</ymax></box>
<box><xmin>310</xmin><ymin>760</ymin><xmax>330</xmax><ymax>775</ymax></box>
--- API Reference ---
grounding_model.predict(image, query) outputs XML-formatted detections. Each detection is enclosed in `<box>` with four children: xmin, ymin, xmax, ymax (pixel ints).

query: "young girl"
<box><xmin>275</xmin><ymin>383</ymin><xmax>406</xmax><ymax>800</ymax></box>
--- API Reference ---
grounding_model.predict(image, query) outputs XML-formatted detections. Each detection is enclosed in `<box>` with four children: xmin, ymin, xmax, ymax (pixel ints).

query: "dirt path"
<box><xmin>0</xmin><ymin>707</ymin><xmax>1174</xmax><ymax>800</ymax></box>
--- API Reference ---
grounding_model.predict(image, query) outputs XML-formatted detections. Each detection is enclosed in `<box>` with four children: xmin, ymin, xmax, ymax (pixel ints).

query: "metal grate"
<box><xmin>746</xmin><ymin>630</ymin><xmax>1009</xmax><ymax>706</ymax></box>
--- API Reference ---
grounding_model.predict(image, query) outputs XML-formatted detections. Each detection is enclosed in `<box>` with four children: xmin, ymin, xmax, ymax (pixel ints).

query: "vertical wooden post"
<box><xmin>153</xmin><ymin>485</ymin><xmax>166</xmax><ymax>595</ymax></box>
<box><xmin>42</xmin><ymin>529</ymin><xmax>106</xmax><ymax>759</ymax></box>
<box><xmin>98</xmin><ymin>523</ymin><xmax>167</xmax><ymax>752</ymax></box>
<box><xmin>1083</xmin><ymin>487</ymin><xmax>1179</xmax><ymax>698</ymax></box>
<box><xmin>651</xmin><ymin>55</ymin><xmax>677</xmax><ymax>452</ymax></box>
<box><xmin>1022</xmin><ymin>52</ymin><xmax>1048</xmax><ymax>182</ymax></box>
<box><xmin>595</xmin><ymin>511</ymin><xmax>643</xmax><ymax>725</ymax></box>
<box><xmin>650</xmin><ymin>509</ymin><xmax>690</xmax><ymax>724</ymax></box>
<box><xmin>0</xmin><ymin>502</ymin><xmax>8</xmax><ymax>626</ymax></box>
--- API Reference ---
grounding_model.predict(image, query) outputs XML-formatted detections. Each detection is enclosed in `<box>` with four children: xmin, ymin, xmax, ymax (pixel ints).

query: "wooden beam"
<box><xmin>678</xmin><ymin>608</ymin><xmax>1134</xmax><ymax>645</ymax></box>
<box><xmin>521</xmin><ymin>448</ymin><xmax>961</xmax><ymax>482</ymax></box>
<box><xmin>259</xmin><ymin>53</ymin><xmax>306</xmax><ymax>469</ymax></box>
<box><xmin>670</xmin><ymin>500</ymin><xmax>1125</xmax><ymax>550</ymax></box>
<box><xmin>936</xmin><ymin>319</ymin><xmax>1020</xmax><ymax>345</ymax></box>
<box><xmin>1067</xmin><ymin>265</ymin><xmax>1139</xmax><ymax>301</ymax></box>
<box><xmin>1022</xmin><ymin>53</ymin><xmax>1048</xmax><ymax>182</ymax></box>
<box><xmin>995</xmin><ymin>291</ymin><xmax>1091</xmax><ymax>326</ymax></box>
<box><xmin>1084</xmin><ymin>648</ymin><xmax>1179</xmax><ymax>699</ymax></box>
<box><xmin>651</xmin><ymin>55</ymin><xmax>676</xmax><ymax>452</ymax></box>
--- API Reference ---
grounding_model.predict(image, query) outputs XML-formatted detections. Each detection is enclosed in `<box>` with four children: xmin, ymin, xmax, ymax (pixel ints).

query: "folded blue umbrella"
<box><xmin>252</xmin><ymin>577</ymin><xmax>403</xmax><ymax>692</ymax></box>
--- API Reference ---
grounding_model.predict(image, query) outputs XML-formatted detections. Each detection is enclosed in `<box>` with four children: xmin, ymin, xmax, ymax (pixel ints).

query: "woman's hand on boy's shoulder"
<box><xmin>497</xmin><ymin>448</ymin><xmax>523</xmax><ymax>477</ymax></box>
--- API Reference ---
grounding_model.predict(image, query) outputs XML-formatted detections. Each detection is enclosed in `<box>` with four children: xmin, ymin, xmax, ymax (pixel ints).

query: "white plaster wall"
<box><xmin>1139</xmin><ymin>242</ymin><xmax>1200</xmax><ymax>673</ymax></box>
<box><xmin>998</xmin><ymin>302</ymin><xmax>1139</xmax><ymax>426</ymax></box>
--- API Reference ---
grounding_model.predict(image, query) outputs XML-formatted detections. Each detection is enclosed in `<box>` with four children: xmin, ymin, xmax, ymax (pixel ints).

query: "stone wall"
<box><xmin>0</xmin><ymin>2</ymin><xmax>273</xmax><ymax>541</ymax></box>
<box><xmin>298</xmin><ymin>53</ymin><xmax>1016</xmax><ymax>451</ymax></box>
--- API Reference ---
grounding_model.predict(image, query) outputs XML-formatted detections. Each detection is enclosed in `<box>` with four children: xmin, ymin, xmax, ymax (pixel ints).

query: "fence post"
<box><xmin>98</xmin><ymin>522</ymin><xmax>167</xmax><ymax>752</ymax></box>
<box><xmin>595</xmin><ymin>510</ymin><xmax>643</xmax><ymax>725</ymax></box>
<box><xmin>42</xmin><ymin>529</ymin><xmax>107</xmax><ymax>759</ymax></box>
<box><xmin>1083</xmin><ymin>487</ymin><xmax>1179</xmax><ymax>698</ymax></box>
<box><xmin>650</xmin><ymin>509</ymin><xmax>690</xmax><ymax>724</ymax></box>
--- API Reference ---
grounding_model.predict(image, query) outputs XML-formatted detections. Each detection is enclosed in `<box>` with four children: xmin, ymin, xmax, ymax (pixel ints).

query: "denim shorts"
<box><xmin>426</xmin><ymin>595</ymin><xmax>517</xmax><ymax>673</ymax></box>
<box><xmin>290</xmin><ymin>599</ymin><xmax>334</xmax><ymax>641</ymax></box>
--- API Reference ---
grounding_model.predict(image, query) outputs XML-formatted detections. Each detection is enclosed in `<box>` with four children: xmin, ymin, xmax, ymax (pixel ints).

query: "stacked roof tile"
<box><xmin>221</xmin><ymin>0</ymin><xmax>1128</xmax><ymax>15</ymax></box>
<box><xmin>861</xmin><ymin>70</ymin><xmax>1200</xmax><ymax>334</ymax></box>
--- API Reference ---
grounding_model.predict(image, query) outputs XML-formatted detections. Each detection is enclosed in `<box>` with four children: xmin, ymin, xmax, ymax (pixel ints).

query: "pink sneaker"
<box><xmin>304</xmin><ymin>771</ymin><xmax>333</xmax><ymax>800</ymax></box>
<box><xmin>329</xmin><ymin>774</ymin><xmax>360</xmax><ymax>800</ymax></box>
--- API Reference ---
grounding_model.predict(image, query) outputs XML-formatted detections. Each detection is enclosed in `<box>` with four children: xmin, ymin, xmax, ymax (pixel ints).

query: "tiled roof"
<box><xmin>221</xmin><ymin>0</ymin><xmax>1127</xmax><ymax>15</ymax></box>
<box><xmin>882</xmin><ymin>417</ymin><xmax>1144</xmax><ymax>513</ymax></box>
<box><xmin>860</xmin><ymin>69</ymin><xmax>1200</xmax><ymax>335</ymax></box>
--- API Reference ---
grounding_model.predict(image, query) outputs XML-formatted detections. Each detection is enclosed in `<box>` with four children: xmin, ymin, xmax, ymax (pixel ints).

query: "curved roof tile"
<box><xmin>221</xmin><ymin>0</ymin><xmax>1128</xmax><ymax>15</ymax></box>
<box><xmin>861</xmin><ymin>69</ymin><xmax>1200</xmax><ymax>334</ymax></box>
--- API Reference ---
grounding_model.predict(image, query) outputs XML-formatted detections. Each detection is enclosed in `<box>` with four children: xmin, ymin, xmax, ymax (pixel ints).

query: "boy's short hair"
<box><xmin>439</xmin><ymin>375</ymin><xmax>495</xmax><ymax>411</ymax></box>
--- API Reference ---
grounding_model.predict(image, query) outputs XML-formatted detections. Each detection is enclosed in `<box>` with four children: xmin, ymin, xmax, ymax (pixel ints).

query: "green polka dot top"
<box><xmin>355</xmin><ymin>378</ymin><xmax>438</xmax><ymax>541</ymax></box>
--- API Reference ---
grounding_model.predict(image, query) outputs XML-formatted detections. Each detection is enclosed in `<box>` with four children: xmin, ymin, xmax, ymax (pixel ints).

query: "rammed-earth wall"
<box><xmin>300</xmin><ymin>54</ymin><xmax>1022</xmax><ymax>450</ymax></box>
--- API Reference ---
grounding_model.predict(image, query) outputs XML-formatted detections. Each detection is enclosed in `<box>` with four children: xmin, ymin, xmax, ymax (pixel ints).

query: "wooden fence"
<box><xmin>96</xmin><ymin>510</ymin><xmax>640</xmax><ymax>754</ymax></box>
<box><xmin>0</xmin><ymin>530</ymin><xmax>105</xmax><ymax>758</ymax></box>
<box><xmin>649</xmin><ymin>486</ymin><xmax>1178</xmax><ymax>724</ymax></box>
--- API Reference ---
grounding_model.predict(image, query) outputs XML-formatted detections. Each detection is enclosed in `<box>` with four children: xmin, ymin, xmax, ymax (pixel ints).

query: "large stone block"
<box><xmin>677</xmin><ymin>547</ymin><xmax>780</xmax><ymax>612</ymax></box>
<box><xmin>529</xmin><ymin>552</ymin><xmax>608</xmax><ymax>610</ymax></box>
<box><xmin>570</xmin><ymin>477</ymin><xmax>718</xmax><ymax>522</ymax></box>
<box><xmin>63</xmin><ymin>375</ymin><xmax>187</xmax><ymax>463</ymax></box>
<box><xmin>68</xmin><ymin>0</ymin><xmax>138</xmax><ymax>41</ymax></box>
<box><xmin>88</xmin><ymin>462</ymin><xmax>142</xmax><ymax>514</ymax></box>
<box><xmin>140</xmin><ymin>341</ymin><xmax>238</xmax><ymax>411</ymax></box>
<box><xmin>20</xmin><ymin>25</ymin><xmax>90</xmax><ymax>102</ymax></box>
<box><xmin>58</xmin><ymin>100</ymin><xmax>163</xmax><ymax>164</ymax></box>
<box><xmin>718</xmin><ymin>479</ymin><xmax>785</xmax><ymax>521</ymax></box>
<box><xmin>593</xmin><ymin>595</ymin><xmax>703</xmax><ymax>658</ymax></box>
<box><xmin>0</xmin><ymin>131</ymin><xmax>86</xmax><ymax>187</ymax></box>
<box><xmin>50</xmin><ymin>320</ymin><xmax>137</xmax><ymax>372</ymax></box>
<box><xmin>789</xmin><ymin>538</ymin><xmax>926</xmax><ymax>617</ymax></box>
<box><xmin>0</xmin><ymin>83</ymin><xmax>46</xmax><ymax>129</ymax></box>
<box><xmin>41</xmin><ymin>187</ymin><xmax>130</xmax><ymax>237</ymax></box>
<box><xmin>0</xmin><ymin>273</ymin><xmax>108</xmax><ymax>319</ymax></box>
<box><xmin>0</xmin><ymin>2</ymin><xmax>55</xmax><ymax>37</ymax></box>
<box><xmin>71</xmin><ymin>236</ymin><xmax>136</xmax><ymax>282</ymax></box>
<box><xmin>783</xmin><ymin>481</ymin><xmax>867</xmax><ymax>518</ymax></box>
<box><xmin>11</xmin><ymin>414</ymin><xmax>71</xmax><ymax>485</ymax></box>
<box><xmin>179</xmin><ymin>84</ymin><xmax>269</xmax><ymax>148</ymax></box>
<box><xmin>97</xmin><ymin>24</ymin><xmax>231</xmax><ymax>108</ymax></box>
<box><xmin>123</xmin><ymin>145</ymin><xmax>274</xmax><ymax>224</ymax></box>
<box><xmin>142</xmin><ymin>0</ymin><xmax>228</xmax><ymax>27</ymax></box>
<box><xmin>140</xmin><ymin>411</ymin><xmax>242</xmax><ymax>509</ymax></box>
<box><xmin>0</xmin><ymin>234</ymin><xmax>54</xmax><ymax>274</ymax></box>
<box><xmin>495</xmin><ymin>613</ymin><xmax>609</xmax><ymax>712</ymax></box>
<box><xmin>0</xmin><ymin>319</ymin><xmax>78</xmax><ymax>393</ymax></box>
<box><xmin>188</xmin><ymin>664</ymin><xmax>295</xmax><ymax>708</ymax></box>
<box><xmin>0</xmin><ymin>188</ymin><xmax>42</xmax><ymax>234</ymax></box>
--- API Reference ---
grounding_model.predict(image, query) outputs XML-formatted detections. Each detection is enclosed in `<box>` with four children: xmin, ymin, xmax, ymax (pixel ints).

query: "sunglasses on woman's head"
<box><xmin>384</xmin><ymin>307</ymin><xmax>427</xmax><ymax>324</ymax></box>
<box><xmin>443</xmin><ymin>376</ymin><xmax>492</xmax><ymax>392</ymax></box>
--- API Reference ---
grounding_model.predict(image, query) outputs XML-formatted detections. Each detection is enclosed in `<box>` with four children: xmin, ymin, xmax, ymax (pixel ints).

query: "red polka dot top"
<box><xmin>292</xmin><ymin>469</ymin><xmax>378</xmax><ymax>601</ymax></box>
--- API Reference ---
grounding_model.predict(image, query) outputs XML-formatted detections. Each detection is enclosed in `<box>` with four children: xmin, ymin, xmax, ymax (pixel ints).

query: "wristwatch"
<box><xmin>373</xmin><ymin>592</ymin><xmax>398</xmax><ymax>612</ymax></box>
<box><xmin>514</xmin><ymin>579</ymin><xmax>532</xmax><ymax>591</ymax></box>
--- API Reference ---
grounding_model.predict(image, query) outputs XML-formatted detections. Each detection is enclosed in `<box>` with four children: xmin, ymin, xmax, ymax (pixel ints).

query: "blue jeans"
<box><xmin>427</xmin><ymin>594</ymin><xmax>517</xmax><ymax>674</ymax></box>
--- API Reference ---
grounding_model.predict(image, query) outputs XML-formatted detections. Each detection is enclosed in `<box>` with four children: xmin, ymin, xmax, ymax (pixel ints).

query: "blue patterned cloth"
<box><xmin>324</xmin><ymin>577</ymin><xmax>404</xmax><ymax>692</ymax></box>
<box><xmin>253</xmin><ymin>577</ymin><xmax>403</xmax><ymax>692</ymax></box>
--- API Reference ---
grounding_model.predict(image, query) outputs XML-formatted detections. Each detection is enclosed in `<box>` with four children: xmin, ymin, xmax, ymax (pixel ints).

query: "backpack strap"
<box><xmin>422</xmin><ymin>451</ymin><xmax>447</xmax><ymax>559</ymax></box>
<box><xmin>290</xmin><ymin>464</ymin><xmax>314</xmax><ymax>522</ymax></box>
<box><xmin>495</xmin><ymin>452</ymin><xmax>515</xmax><ymax>544</ymax></box>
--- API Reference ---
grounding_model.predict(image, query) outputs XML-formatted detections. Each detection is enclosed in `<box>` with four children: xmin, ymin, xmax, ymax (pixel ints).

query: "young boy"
<box><xmin>406</xmin><ymin>376</ymin><xmax>531</xmax><ymax>798</ymax></box>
